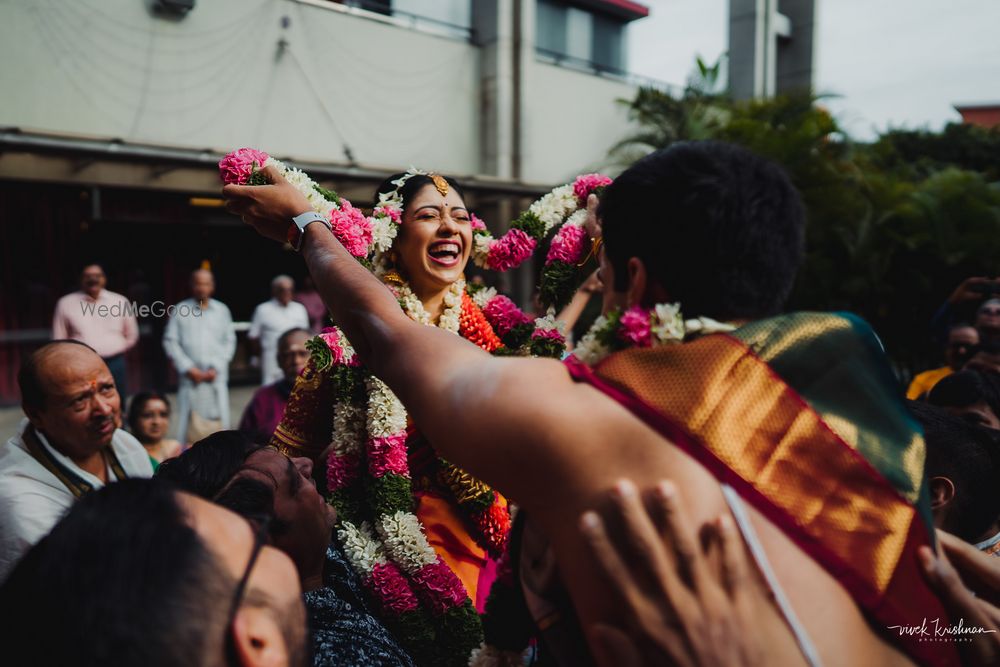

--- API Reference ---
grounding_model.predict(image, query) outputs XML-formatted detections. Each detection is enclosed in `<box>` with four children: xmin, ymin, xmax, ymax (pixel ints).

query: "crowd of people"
<box><xmin>2</xmin><ymin>140</ymin><xmax>1000</xmax><ymax>667</ymax></box>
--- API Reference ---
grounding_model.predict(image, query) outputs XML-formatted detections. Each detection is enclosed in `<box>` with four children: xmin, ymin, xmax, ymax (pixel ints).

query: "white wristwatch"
<box><xmin>290</xmin><ymin>211</ymin><xmax>332</xmax><ymax>251</ymax></box>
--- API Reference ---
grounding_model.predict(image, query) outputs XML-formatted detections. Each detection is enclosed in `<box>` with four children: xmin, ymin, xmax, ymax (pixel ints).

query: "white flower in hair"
<box><xmin>371</xmin><ymin>217</ymin><xmax>397</xmax><ymax>253</ymax></box>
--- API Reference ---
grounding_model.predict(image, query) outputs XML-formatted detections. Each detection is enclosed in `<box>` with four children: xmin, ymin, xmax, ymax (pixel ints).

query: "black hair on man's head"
<box><xmin>157</xmin><ymin>430</ymin><xmax>289</xmax><ymax>537</ymax></box>
<box><xmin>0</xmin><ymin>479</ymin><xmax>233</xmax><ymax>666</ymax></box>
<box><xmin>928</xmin><ymin>370</ymin><xmax>1000</xmax><ymax>422</ymax></box>
<box><xmin>599</xmin><ymin>141</ymin><xmax>806</xmax><ymax>320</ymax></box>
<box><xmin>908</xmin><ymin>400</ymin><xmax>1000</xmax><ymax>541</ymax></box>
<box><xmin>18</xmin><ymin>340</ymin><xmax>98</xmax><ymax>411</ymax></box>
<box><xmin>374</xmin><ymin>173</ymin><xmax>466</xmax><ymax>210</ymax></box>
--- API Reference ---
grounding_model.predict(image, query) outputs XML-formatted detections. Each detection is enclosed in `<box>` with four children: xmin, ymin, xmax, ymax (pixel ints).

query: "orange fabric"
<box><xmin>413</xmin><ymin>491</ymin><xmax>488</xmax><ymax>603</ymax></box>
<box><xmin>595</xmin><ymin>339</ymin><xmax>915</xmax><ymax>594</ymax></box>
<box><xmin>905</xmin><ymin>366</ymin><xmax>952</xmax><ymax>400</ymax></box>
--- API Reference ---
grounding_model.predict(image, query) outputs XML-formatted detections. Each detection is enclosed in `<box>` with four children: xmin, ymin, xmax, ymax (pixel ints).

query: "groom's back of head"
<box><xmin>600</xmin><ymin>141</ymin><xmax>806</xmax><ymax>321</ymax></box>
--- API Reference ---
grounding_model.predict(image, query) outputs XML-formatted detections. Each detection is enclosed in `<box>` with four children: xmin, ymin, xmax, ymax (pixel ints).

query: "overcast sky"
<box><xmin>627</xmin><ymin>0</ymin><xmax>1000</xmax><ymax>140</ymax></box>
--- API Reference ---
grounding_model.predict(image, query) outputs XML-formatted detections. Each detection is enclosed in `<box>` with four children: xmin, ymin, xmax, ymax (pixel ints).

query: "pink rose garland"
<box><xmin>375</xmin><ymin>205</ymin><xmax>402</xmax><ymax>224</ymax></box>
<box><xmin>329</xmin><ymin>200</ymin><xmax>373</xmax><ymax>258</ymax></box>
<box><xmin>367</xmin><ymin>434</ymin><xmax>410</xmax><ymax>478</ymax></box>
<box><xmin>481</xmin><ymin>295</ymin><xmax>533</xmax><ymax>337</ymax></box>
<box><xmin>531</xmin><ymin>328</ymin><xmax>564</xmax><ymax>343</ymax></box>
<box><xmin>326</xmin><ymin>452</ymin><xmax>361</xmax><ymax>492</ymax></box>
<box><xmin>618</xmin><ymin>306</ymin><xmax>653</xmax><ymax>347</ymax></box>
<box><xmin>370</xmin><ymin>562</ymin><xmax>421</xmax><ymax>614</ymax></box>
<box><xmin>218</xmin><ymin>147</ymin><xmax>270</xmax><ymax>185</ymax></box>
<box><xmin>486</xmin><ymin>228</ymin><xmax>537</xmax><ymax>272</ymax></box>
<box><xmin>572</xmin><ymin>173</ymin><xmax>613</xmax><ymax>205</ymax></box>
<box><xmin>411</xmin><ymin>560</ymin><xmax>470</xmax><ymax>614</ymax></box>
<box><xmin>545</xmin><ymin>223</ymin><xmax>588</xmax><ymax>264</ymax></box>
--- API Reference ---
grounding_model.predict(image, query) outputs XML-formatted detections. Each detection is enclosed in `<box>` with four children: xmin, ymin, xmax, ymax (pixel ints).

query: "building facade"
<box><xmin>0</xmin><ymin>0</ymin><xmax>651</xmax><ymax>402</ymax></box>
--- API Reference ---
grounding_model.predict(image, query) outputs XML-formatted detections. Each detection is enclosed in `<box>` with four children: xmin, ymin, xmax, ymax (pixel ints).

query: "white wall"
<box><xmin>520</xmin><ymin>60</ymin><xmax>636</xmax><ymax>183</ymax></box>
<box><xmin>0</xmin><ymin>0</ymin><xmax>480</xmax><ymax>174</ymax></box>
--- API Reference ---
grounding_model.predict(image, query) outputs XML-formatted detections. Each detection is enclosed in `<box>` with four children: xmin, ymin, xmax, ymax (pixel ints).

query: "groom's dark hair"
<box><xmin>600</xmin><ymin>141</ymin><xmax>805</xmax><ymax>320</ymax></box>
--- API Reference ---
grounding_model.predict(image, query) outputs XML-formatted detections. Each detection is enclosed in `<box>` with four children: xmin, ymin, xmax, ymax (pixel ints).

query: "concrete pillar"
<box><xmin>472</xmin><ymin>0</ymin><xmax>515</xmax><ymax>179</ymax></box>
<box><xmin>776</xmin><ymin>0</ymin><xmax>815</xmax><ymax>95</ymax></box>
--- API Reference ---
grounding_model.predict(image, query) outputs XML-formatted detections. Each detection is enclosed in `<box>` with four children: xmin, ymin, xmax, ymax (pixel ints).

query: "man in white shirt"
<box><xmin>162</xmin><ymin>269</ymin><xmax>237</xmax><ymax>442</ymax></box>
<box><xmin>51</xmin><ymin>263</ymin><xmax>139</xmax><ymax>396</ymax></box>
<box><xmin>248</xmin><ymin>275</ymin><xmax>309</xmax><ymax>384</ymax></box>
<box><xmin>0</xmin><ymin>340</ymin><xmax>153</xmax><ymax>582</ymax></box>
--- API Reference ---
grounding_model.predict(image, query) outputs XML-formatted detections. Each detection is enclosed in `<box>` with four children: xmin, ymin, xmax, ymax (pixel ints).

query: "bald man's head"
<box><xmin>190</xmin><ymin>269</ymin><xmax>215</xmax><ymax>302</ymax></box>
<box><xmin>19</xmin><ymin>341</ymin><xmax>121</xmax><ymax>457</ymax></box>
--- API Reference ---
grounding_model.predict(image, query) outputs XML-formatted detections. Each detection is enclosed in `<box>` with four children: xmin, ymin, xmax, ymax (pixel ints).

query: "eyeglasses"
<box><xmin>224</xmin><ymin>517</ymin><xmax>270</xmax><ymax>665</ymax></box>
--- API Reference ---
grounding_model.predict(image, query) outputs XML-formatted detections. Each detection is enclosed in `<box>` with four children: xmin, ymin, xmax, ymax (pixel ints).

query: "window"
<box><xmin>591</xmin><ymin>12</ymin><xmax>624</xmax><ymax>73</ymax></box>
<box><xmin>536</xmin><ymin>0</ymin><xmax>568</xmax><ymax>57</ymax></box>
<box><xmin>535</xmin><ymin>0</ymin><xmax>627</xmax><ymax>74</ymax></box>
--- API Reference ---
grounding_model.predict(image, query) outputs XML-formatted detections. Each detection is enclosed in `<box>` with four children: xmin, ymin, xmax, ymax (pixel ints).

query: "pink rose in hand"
<box><xmin>218</xmin><ymin>148</ymin><xmax>270</xmax><ymax>185</ymax></box>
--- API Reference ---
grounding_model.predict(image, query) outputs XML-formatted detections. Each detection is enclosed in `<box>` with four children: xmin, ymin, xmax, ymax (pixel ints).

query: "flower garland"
<box><xmin>469</xmin><ymin>173</ymin><xmax>611</xmax><ymax>311</ymax></box>
<box><xmin>219</xmin><ymin>148</ymin><xmax>375</xmax><ymax>262</ymax></box>
<box><xmin>324</xmin><ymin>278</ymin><xmax>552</xmax><ymax>666</ymax></box>
<box><xmin>467</xmin><ymin>284</ymin><xmax>566</xmax><ymax>358</ymax></box>
<box><xmin>573</xmin><ymin>303</ymin><xmax>737</xmax><ymax>366</ymax></box>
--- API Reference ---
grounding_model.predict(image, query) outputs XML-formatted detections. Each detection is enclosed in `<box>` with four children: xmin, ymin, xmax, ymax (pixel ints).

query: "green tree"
<box><xmin>610</xmin><ymin>78</ymin><xmax>1000</xmax><ymax>374</ymax></box>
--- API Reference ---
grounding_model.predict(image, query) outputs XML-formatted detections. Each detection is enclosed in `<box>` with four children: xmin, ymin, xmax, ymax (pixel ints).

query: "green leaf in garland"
<box><xmin>314</xmin><ymin>184</ymin><xmax>342</xmax><ymax>205</ymax></box>
<box><xmin>529</xmin><ymin>336</ymin><xmax>566</xmax><ymax>359</ymax></box>
<box><xmin>539</xmin><ymin>260</ymin><xmax>581</xmax><ymax>311</ymax></box>
<box><xmin>438</xmin><ymin>601</ymin><xmax>486</xmax><ymax>667</ymax></box>
<box><xmin>388</xmin><ymin>611</ymin><xmax>439</xmax><ymax>667</ymax></box>
<box><xmin>596</xmin><ymin>309</ymin><xmax>628</xmax><ymax>351</ymax></box>
<box><xmin>510</xmin><ymin>211</ymin><xmax>545</xmax><ymax>240</ymax></box>
<box><xmin>305</xmin><ymin>335</ymin><xmax>334</xmax><ymax>371</ymax></box>
<box><xmin>501</xmin><ymin>322</ymin><xmax>534</xmax><ymax>350</ymax></box>
<box><xmin>328</xmin><ymin>489</ymin><xmax>368</xmax><ymax>527</ymax></box>
<box><xmin>369</xmin><ymin>473</ymin><xmax>415</xmax><ymax>518</ymax></box>
<box><xmin>247</xmin><ymin>168</ymin><xmax>270</xmax><ymax>186</ymax></box>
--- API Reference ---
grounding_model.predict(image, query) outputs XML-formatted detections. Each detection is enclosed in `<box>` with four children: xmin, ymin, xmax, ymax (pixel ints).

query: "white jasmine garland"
<box><xmin>378</xmin><ymin>511</ymin><xmax>439</xmax><ymax>573</ymax></box>
<box><xmin>564</xmin><ymin>208</ymin><xmax>589</xmax><ymax>228</ymax></box>
<box><xmin>263</xmin><ymin>157</ymin><xmax>340</xmax><ymax>220</ymax></box>
<box><xmin>534</xmin><ymin>311</ymin><xmax>565</xmax><ymax>334</ymax></box>
<box><xmin>573</xmin><ymin>337</ymin><xmax>609</xmax><ymax>365</ymax></box>
<box><xmin>470</xmin><ymin>286</ymin><xmax>497</xmax><ymax>309</ymax></box>
<box><xmin>573</xmin><ymin>304</ymin><xmax>739</xmax><ymax>365</ymax></box>
<box><xmin>338</xmin><ymin>520</ymin><xmax>384</xmax><ymax>574</ymax></box>
<box><xmin>396</xmin><ymin>280</ymin><xmax>464</xmax><ymax>333</ymax></box>
<box><xmin>472</xmin><ymin>233</ymin><xmax>494</xmax><ymax>268</ymax></box>
<box><xmin>331</xmin><ymin>401</ymin><xmax>365</xmax><ymax>456</ymax></box>
<box><xmin>651</xmin><ymin>303</ymin><xmax>685</xmax><ymax>343</ymax></box>
<box><xmin>529</xmin><ymin>184</ymin><xmax>577</xmax><ymax>233</ymax></box>
<box><xmin>371</xmin><ymin>216</ymin><xmax>397</xmax><ymax>254</ymax></box>
<box><xmin>685</xmin><ymin>316</ymin><xmax>737</xmax><ymax>336</ymax></box>
<box><xmin>366</xmin><ymin>377</ymin><xmax>407</xmax><ymax>437</ymax></box>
